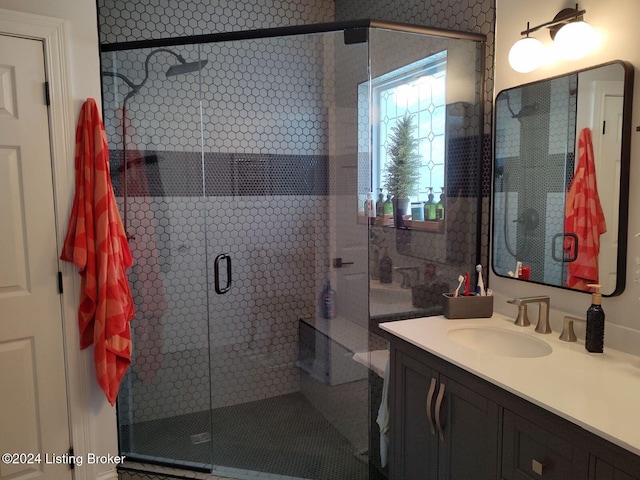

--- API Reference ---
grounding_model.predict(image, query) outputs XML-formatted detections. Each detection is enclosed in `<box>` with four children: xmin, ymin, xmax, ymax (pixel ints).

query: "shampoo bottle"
<box><xmin>379</xmin><ymin>247</ymin><xmax>392</xmax><ymax>284</ymax></box>
<box><xmin>585</xmin><ymin>283</ymin><xmax>605</xmax><ymax>353</ymax></box>
<box><xmin>320</xmin><ymin>279</ymin><xmax>336</xmax><ymax>320</ymax></box>
<box><xmin>376</xmin><ymin>189</ymin><xmax>385</xmax><ymax>218</ymax></box>
<box><xmin>436</xmin><ymin>188</ymin><xmax>445</xmax><ymax>220</ymax></box>
<box><xmin>364</xmin><ymin>192</ymin><xmax>375</xmax><ymax>218</ymax></box>
<box><xmin>383</xmin><ymin>194</ymin><xmax>393</xmax><ymax>215</ymax></box>
<box><xmin>423</xmin><ymin>188</ymin><xmax>436</xmax><ymax>221</ymax></box>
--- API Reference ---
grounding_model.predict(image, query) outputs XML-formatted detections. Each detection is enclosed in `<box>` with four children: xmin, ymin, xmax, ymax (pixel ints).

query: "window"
<box><xmin>371</xmin><ymin>53</ymin><xmax>447</xmax><ymax>203</ymax></box>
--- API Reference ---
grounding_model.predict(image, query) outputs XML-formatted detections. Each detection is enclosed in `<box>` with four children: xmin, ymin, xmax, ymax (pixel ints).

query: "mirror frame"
<box><xmin>491</xmin><ymin>60</ymin><xmax>634</xmax><ymax>296</ymax></box>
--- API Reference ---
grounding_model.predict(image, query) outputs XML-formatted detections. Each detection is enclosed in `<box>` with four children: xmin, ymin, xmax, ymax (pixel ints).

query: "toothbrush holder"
<box><xmin>442</xmin><ymin>293</ymin><xmax>493</xmax><ymax>319</ymax></box>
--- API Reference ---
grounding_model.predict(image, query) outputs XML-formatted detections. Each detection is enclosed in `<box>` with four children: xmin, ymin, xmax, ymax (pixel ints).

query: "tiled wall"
<box><xmin>101</xmin><ymin>36</ymin><xmax>331</xmax><ymax>156</ymax></box>
<box><xmin>97</xmin><ymin>0</ymin><xmax>334</xmax><ymax>44</ymax></box>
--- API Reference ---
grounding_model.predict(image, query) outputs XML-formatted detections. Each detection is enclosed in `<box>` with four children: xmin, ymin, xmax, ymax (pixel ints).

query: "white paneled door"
<box><xmin>0</xmin><ymin>34</ymin><xmax>72</xmax><ymax>480</ymax></box>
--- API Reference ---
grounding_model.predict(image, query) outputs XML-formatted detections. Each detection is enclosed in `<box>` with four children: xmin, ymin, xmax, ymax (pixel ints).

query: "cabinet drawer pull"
<box><xmin>426</xmin><ymin>377</ymin><xmax>437</xmax><ymax>435</ymax></box>
<box><xmin>532</xmin><ymin>459</ymin><xmax>544</xmax><ymax>476</ymax></box>
<box><xmin>435</xmin><ymin>382</ymin><xmax>446</xmax><ymax>441</ymax></box>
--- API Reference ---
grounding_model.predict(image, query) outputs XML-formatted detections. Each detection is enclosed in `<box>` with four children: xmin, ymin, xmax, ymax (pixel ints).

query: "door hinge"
<box><xmin>57</xmin><ymin>271</ymin><xmax>63</xmax><ymax>294</ymax></box>
<box><xmin>44</xmin><ymin>81</ymin><xmax>51</xmax><ymax>106</ymax></box>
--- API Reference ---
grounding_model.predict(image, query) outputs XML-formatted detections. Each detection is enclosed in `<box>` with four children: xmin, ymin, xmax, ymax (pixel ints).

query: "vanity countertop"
<box><xmin>380</xmin><ymin>313</ymin><xmax>640</xmax><ymax>457</ymax></box>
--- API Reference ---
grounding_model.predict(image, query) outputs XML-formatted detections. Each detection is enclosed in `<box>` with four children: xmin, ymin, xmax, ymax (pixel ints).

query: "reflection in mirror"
<box><xmin>492</xmin><ymin>61</ymin><xmax>633</xmax><ymax>296</ymax></box>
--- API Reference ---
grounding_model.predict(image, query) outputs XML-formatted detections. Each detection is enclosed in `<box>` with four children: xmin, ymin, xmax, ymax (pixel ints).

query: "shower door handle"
<box><xmin>214</xmin><ymin>253</ymin><xmax>232</xmax><ymax>294</ymax></box>
<box><xmin>552</xmin><ymin>233</ymin><xmax>578</xmax><ymax>263</ymax></box>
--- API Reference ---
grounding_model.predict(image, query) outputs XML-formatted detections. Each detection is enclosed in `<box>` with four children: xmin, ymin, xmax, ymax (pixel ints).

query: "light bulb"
<box><xmin>554</xmin><ymin>21</ymin><xmax>597</xmax><ymax>60</ymax></box>
<box><xmin>508</xmin><ymin>37</ymin><xmax>545</xmax><ymax>73</ymax></box>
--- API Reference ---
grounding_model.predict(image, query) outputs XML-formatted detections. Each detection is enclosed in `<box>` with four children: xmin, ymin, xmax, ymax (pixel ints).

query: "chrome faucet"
<box><xmin>507</xmin><ymin>296</ymin><xmax>551</xmax><ymax>334</ymax></box>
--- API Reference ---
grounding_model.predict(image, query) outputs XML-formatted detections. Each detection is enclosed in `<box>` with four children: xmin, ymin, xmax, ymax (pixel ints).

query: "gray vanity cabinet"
<box><xmin>388</xmin><ymin>335</ymin><xmax>640</xmax><ymax>480</ymax></box>
<box><xmin>390</xmin><ymin>341</ymin><xmax>499</xmax><ymax>480</ymax></box>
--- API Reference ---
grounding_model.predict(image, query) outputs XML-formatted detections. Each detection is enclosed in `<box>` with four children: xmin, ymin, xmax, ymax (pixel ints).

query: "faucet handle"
<box><xmin>559</xmin><ymin>316</ymin><xmax>579</xmax><ymax>342</ymax></box>
<box><xmin>513</xmin><ymin>304</ymin><xmax>530</xmax><ymax>327</ymax></box>
<box><xmin>508</xmin><ymin>298</ymin><xmax>531</xmax><ymax>326</ymax></box>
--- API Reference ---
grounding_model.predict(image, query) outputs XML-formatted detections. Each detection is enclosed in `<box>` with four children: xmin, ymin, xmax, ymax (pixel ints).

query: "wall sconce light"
<box><xmin>509</xmin><ymin>4</ymin><xmax>597</xmax><ymax>73</ymax></box>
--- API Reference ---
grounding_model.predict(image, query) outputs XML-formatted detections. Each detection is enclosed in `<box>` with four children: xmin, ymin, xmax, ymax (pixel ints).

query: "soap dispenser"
<box><xmin>423</xmin><ymin>188</ymin><xmax>436</xmax><ymax>221</ymax></box>
<box><xmin>585</xmin><ymin>283</ymin><xmax>605</xmax><ymax>353</ymax></box>
<box><xmin>383</xmin><ymin>194</ymin><xmax>393</xmax><ymax>215</ymax></box>
<box><xmin>376</xmin><ymin>189</ymin><xmax>385</xmax><ymax>218</ymax></box>
<box><xmin>436</xmin><ymin>187</ymin><xmax>445</xmax><ymax>220</ymax></box>
<box><xmin>364</xmin><ymin>192</ymin><xmax>375</xmax><ymax>218</ymax></box>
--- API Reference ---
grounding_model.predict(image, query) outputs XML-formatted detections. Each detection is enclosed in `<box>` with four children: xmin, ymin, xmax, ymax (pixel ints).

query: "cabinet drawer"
<box><xmin>593</xmin><ymin>457</ymin><xmax>640</xmax><ymax>480</ymax></box>
<box><xmin>502</xmin><ymin>410</ymin><xmax>588</xmax><ymax>480</ymax></box>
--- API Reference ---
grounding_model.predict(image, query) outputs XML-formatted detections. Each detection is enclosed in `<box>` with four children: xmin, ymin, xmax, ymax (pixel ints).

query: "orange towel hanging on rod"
<box><xmin>564</xmin><ymin>127</ymin><xmax>607</xmax><ymax>291</ymax></box>
<box><xmin>60</xmin><ymin>98</ymin><xmax>135</xmax><ymax>406</ymax></box>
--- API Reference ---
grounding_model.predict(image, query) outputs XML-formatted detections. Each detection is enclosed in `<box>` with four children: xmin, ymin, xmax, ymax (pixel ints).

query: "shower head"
<box><xmin>512</xmin><ymin>103</ymin><xmax>540</xmax><ymax>119</ymax></box>
<box><xmin>166</xmin><ymin>59</ymin><xmax>208</xmax><ymax>77</ymax></box>
<box><xmin>102</xmin><ymin>49</ymin><xmax>208</xmax><ymax>103</ymax></box>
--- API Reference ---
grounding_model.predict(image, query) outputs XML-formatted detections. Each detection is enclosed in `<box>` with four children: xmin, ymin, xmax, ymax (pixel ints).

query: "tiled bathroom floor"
<box><xmin>119</xmin><ymin>391</ymin><xmax>368</xmax><ymax>480</ymax></box>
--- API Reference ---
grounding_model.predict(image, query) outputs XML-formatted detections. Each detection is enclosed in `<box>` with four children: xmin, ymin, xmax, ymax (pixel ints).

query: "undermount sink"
<box><xmin>447</xmin><ymin>325</ymin><xmax>553</xmax><ymax>358</ymax></box>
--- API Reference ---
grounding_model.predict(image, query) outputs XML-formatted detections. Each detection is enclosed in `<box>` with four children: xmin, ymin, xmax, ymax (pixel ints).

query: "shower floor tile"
<box><xmin>120</xmin><ymin>392</ymin><xmax>368</xmax><ymax>480</ymax></box>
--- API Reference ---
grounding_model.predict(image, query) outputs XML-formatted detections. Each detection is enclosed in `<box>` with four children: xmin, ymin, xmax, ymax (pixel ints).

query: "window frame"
<box><xmin>369</xmin><ymin>52</ymin><xmax>448</xmax><ymax>203</ymax></box>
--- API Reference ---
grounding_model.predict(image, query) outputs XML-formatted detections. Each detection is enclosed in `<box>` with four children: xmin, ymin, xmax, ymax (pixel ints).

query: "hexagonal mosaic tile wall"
<box><xmin>97</xmin><ymin>0</ymin><xmax>334</xmax><ymax>44</ymax></box>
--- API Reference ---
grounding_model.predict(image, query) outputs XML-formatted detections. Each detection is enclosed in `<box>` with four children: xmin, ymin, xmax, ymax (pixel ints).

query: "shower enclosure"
<box><xmin>100</xmin><ymin>20</ymin><xmax>485</xmax><ymax>480</ymax></box>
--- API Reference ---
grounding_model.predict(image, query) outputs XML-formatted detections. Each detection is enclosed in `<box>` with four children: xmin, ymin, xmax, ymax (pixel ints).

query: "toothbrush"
<box><xmin>453</xmin><ymin>275</ymin><xmax>464</xmax><ymax>297</ymax></box>
<box><xmin>476</xmin><ymin>264</ymin><xmax>485</xmax><ymax>296</ymax></box>
<box><xmin>464</xmin><ymin>272</ymin><xmax>470</xmax><ymax>296</ymax></box>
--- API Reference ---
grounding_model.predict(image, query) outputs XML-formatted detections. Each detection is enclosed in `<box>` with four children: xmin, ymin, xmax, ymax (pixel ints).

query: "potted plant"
<box><xmin>384</xmin><ymin>114</ymin><xmax>421</xmax><ymax>228</ymax></box>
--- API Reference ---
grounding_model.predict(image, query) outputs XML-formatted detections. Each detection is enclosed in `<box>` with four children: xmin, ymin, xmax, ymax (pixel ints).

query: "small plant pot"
<box><xmin>392</xmin><ymin>197</ymin><xmax>410</xmax><ymax>228</ymax></box>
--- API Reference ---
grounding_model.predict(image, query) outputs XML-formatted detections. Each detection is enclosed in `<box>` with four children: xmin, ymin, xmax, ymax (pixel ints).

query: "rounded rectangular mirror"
<box><xmin>492</xmin><ymin>61</ymin><xmax>634</xmax><ymax>296</ymax></box>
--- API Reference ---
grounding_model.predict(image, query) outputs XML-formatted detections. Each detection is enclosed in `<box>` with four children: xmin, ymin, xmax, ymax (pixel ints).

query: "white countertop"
<box><xmin>380</xmin><ymin>313</ymin><xmax>640</xmax><ymax>457</ymax></box>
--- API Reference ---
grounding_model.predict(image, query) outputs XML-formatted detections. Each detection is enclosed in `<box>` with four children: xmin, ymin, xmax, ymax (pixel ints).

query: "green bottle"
<box><xmin>383</xmin><ymin>194</ymin><xmax>393</xmax><ymax>215</ymax></box>
<box><xmin>376</xmin><ymin>189</ymin><xmax>385</xmax><ymax>217</ymax></box>
<box><xmin>436</xmin><ymin>188</ymin><xmax>445</xmax><ymax>220</ymax></box>
<box><xmin>423</xmin><ymin>188</ymin><xmax>437</xmax><ymax>221</ymax></box>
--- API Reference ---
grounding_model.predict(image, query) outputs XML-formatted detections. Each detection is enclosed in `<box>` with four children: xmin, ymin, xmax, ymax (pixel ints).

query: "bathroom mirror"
<box><xmin>492</xmin><ymin>61</ymin><xmax>634</xmax><ymax>296</ymax></box>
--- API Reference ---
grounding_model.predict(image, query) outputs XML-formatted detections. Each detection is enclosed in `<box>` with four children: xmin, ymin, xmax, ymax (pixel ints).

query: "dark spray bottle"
<box><xmin>585</xmin><ymin>283</ymin><xmax>605</xmax><ymax>353</ymax></box>
<box><xmin>379</xmin><ymin>247</ymin><xmax>392</xmax><ymax>284</ymax></box>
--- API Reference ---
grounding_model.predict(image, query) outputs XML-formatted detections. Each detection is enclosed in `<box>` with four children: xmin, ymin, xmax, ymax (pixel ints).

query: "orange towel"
<box><xmin>564</xmin><ymin>128</ymin><xmax>607</xmax><ymax>290</ymax></box>
<box><xmin>60</xmin><ymin>98</ymin><xmax>135</xmax><ymax>406</ymax></box>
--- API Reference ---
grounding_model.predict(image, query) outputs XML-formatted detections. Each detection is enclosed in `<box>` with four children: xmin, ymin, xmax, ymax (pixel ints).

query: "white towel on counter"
<box><xmin>376</xmin><ymin>354</ymin><xmax>391</xmax><ymax>467</ymax></box>
<box><xmin>352</xmin><ymin>349</ymin><xmax>389</xmax><ymax>378</ymax></box>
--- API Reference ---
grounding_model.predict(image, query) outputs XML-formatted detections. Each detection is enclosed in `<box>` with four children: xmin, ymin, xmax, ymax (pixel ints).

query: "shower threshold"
<box><xmin>119</xmin><ymin>459</ymin><xmax>316</xmax><ymax>480</ymax></box>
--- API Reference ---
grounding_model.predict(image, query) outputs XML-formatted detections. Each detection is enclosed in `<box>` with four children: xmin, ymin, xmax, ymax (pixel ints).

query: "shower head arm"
<box><xmin>101</xmin><ymin>70</ymin><xmax>138</xmax><ymax>91</ymax></box>
<box><xmin>102</xmin><ymin>48</ymin><xmax>188</xmax><ymax>100</ymax></box>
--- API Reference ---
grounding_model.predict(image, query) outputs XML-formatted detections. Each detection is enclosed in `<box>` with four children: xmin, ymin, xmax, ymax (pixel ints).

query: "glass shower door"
<box><xmin>104</xmin><ymin>43</ymin><xmax>214</xmax><ymax>470</ymax></box>
<box><xmin>200</xmin><ymin>31</ymin><xmax>372</xmax><ymax>479</ymax></box>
